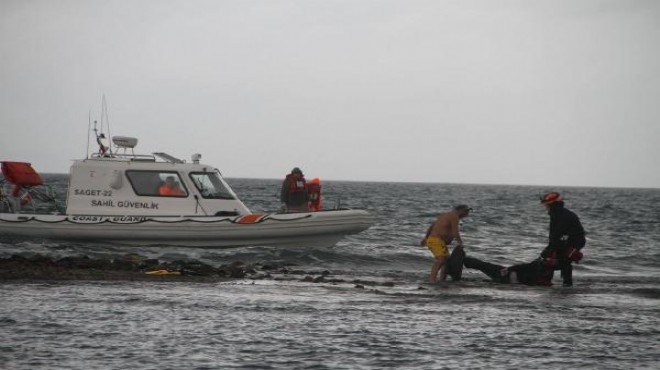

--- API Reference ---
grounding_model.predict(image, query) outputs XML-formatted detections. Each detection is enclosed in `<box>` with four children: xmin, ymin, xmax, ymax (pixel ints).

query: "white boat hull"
<box><xmin>0</xmin><ymin>210</ymin><xmax>372</xmax><ymax>248</ymax></box>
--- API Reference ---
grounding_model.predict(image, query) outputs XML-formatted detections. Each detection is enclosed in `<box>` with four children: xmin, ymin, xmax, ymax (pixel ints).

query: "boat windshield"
<box><xmin>189</xmin><ymin>172</ymin><xmax>235</xmax><ymax>200</ymax></box>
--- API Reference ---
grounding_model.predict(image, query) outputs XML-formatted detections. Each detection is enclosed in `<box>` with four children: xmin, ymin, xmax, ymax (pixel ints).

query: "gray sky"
<box><xmin>1</xmin><ymin>0</ymin><xmax>659</xmax><ymax>188</ymax></box>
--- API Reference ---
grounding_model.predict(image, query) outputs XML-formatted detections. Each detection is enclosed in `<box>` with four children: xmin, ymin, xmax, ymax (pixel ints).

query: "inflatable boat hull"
<box><xmin>0</xmin><ymin>209</ymin><xmax>372</xmax><ymax>248</ymax></box>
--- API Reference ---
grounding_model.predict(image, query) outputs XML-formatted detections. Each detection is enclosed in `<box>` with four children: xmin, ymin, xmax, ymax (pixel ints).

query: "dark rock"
<box><xmin>161</xmin><ymin>260</ymin><xmax>218</xmax><ymax>276</ymax></box>
<box><xmin>180</xmin><ymin>269</ymin><xmax>201</xmax><ymax>276</ymax></box>
<box><xmin>307</xmin><ymin>270</ymin><xmax>331</xmax><ymax>276</ymax></box>
<box><xmin>230</xmin><ymin>269</ymin><xmax>246</xmax><ymax>278</ymax></box>
<box><xmin>55</xmin><ymin>256</ymin><xmax>84</xmax><ymax>269</ymax></box>
<box><xmin>352</xmin><ymin>279</ymin><xmax>377</xmax><ymax>286</ymax></box>
<box><xmin>27</xmin><ymin>255</ymin><xmax>56</xmax><ymax>268</ymax></box>
<box><xmin>260</xmin><ymin>262</ymin><xmax>282</xmax><ymax>270</ymax></box>
<box><xmin>218</xmin><ymin>262</ymin><xmax>246</xmax><ymax>278</ymax></box>
<box><xmin>180</xmin><ymin>261</ymin><xmax>217</xmax><ymax>276</ymax></box>
<box><xmin>139</xmin><ymin>259</ymin><xmax>160</xmax><ymax>269</ymax></box>
<box><xmin>250</xmin><ymin>273</ymin><xmax>272</xmax><ymax>280</ymax></box>
<box><xmin>355</xmin><ymin>284</ymin><xmax>365</xmax><ymax>289</ymax></box>
<box><xmin>167</xmin><ymin>260</ymin><xmax>188</xmax><ymax>270</ymax></box>
<box><xmin>381</xmin><ymin>282</ymin><xmax>395</xmax><ymax>287</ymax></box>
<box><xmin>1</xmin><ymin>254</ymin><xmax>55</xmax><ymax>274</ymax></box>
<box><xmin>111</xmin><ymin>258</ymin><xmax>140</xmax><ymax>271</ymax></box>
<box><xmin>417</xmin><ymin>286</ymin><xmax>427</xmax><ymax>290</ymax></box>
<box><xmin>8</xmin><ymin>254</ymin><xmax>28</xmax><ymax>262</ymax></box>
<box><xmin>313</xmin><ymin>276</ymin><xmax>325</xmax><ymax>283</ymax></box>
<box><xmin>302</xmin><ymin>276</ymin><xmax>314</xmax><ymax>282</ymax></box>
<box><xmin>273</xmin><ymin>276</ymin><xmax>297</xmax><ymax>282</ymax></box>
<box><xmin>57</xmin><ymin>256</ymin><xmax>111</xmax><ymax>270</ymax></box>
<box><xmin>121</xmin><ymin>253</ymin><xmax>147</xmax><ymax>264</ymax></box>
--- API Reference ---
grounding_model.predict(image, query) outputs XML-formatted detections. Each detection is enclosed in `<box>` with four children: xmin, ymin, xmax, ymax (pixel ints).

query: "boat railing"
<box><xmin>89</xmin><ymin>152</ymin><xmax>188</xmax><ymax>164</ymax></box>
<box><xmin>153</xmin><ymin>152</ymin><xmax>185</xmax><ymax>164</ymax></box>
<box><xmin>0</xmin><ymin>180</ymin><xmax>61</xmax><ymax>214</ymax></box>
<box><xmin>90</xmin><ymin>152</ymin><xmax>156</xmax><ymax>162</ymax></box>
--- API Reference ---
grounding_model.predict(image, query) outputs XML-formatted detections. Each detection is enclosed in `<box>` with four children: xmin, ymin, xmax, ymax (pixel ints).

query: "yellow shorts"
<box><xmin>426</xmin><ymin>236</ymin><xmax>449</xmax><ymax>258</ymax></box>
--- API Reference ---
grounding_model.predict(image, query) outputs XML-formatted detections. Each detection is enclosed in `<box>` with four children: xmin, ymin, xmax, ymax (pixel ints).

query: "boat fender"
<box><xmin>109</xmin><ymin>170</ymin><xmax>123</xmax><ymax>190</ymax></box>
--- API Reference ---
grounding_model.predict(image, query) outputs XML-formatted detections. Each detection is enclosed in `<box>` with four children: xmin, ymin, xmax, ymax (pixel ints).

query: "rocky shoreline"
<box><xmin>0</xmin><ymin>254</ymin><xmax>239</xmax><ymax>282</ymax></box>
<box><xmin>0</xmin><ymin>254</ymin><xmax>402</xmax><ymax>289</ymax></box>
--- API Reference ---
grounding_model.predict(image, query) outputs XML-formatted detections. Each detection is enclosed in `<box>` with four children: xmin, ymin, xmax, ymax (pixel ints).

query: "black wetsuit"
<box><xmin>463</xmin><ymin>256</ymin><xmax>546</xmax><ymax>285</ymax></box>
<box><xmin>541</xmin><ymin>202</ymin><xmax>586</xmax><ymax>286</ymax></box>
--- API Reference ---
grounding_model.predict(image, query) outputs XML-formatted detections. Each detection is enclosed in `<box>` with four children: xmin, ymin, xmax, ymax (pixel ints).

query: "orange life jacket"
<box><xmin>159</xmin><ymin>185</ymin><xmax>185</xmax><ymax>196</ymax></box>
<box><xmin>307</xmin><ymin>180</ymin><xmax>321</xmax><ymax>211</ymax></box>
<box><xmin>286</xmin><ymin>174</ymin><xmax>307</xmax><ymax>193</ymax></box>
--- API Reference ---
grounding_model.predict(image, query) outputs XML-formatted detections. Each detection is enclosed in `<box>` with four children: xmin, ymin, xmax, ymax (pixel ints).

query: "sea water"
<box><xmin>1</xmin><ymin>176</ymin><xmax>659</xmax><ymax>369</ymax></box>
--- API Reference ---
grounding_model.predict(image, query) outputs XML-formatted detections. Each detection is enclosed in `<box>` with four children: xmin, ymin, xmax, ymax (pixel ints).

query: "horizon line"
<box><xmin>34</xmin><ymin>172</ymin><xmax>659</xmax><ymax>191</ymax></box>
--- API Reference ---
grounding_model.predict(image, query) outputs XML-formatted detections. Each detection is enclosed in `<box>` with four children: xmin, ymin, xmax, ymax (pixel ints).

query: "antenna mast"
<box><xmin>101</xmin><ymin>94</ymin><xmax>113</xmax><ymax>156</ymax></box>
<box><xmin>86</xmin><ymin>111</ymin><xmax>92</xmax><ymax>159</ymax></box>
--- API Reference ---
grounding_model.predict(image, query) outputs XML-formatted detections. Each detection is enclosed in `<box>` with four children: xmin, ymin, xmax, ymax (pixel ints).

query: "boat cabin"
<box><xmin>65</xmin><ymin>137</ymin><xmax>250</xmax><ymax>216</ymax></box>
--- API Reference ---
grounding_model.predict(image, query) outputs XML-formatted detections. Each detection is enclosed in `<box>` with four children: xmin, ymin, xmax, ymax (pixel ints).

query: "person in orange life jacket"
<box><xmin>539</xmin><ymin>192</ymin><xmax>586</xmax><ymax>287</ymax></box>
<box><xmin>280</xmin><ymin>167</ymin><xmax>309</xmax><ymax>212</ymax></box>
<box><xmin>307</xmin><ymin>178</ymin><xmax>322</xmax><ymax>212</ymax></box>
<box><xmin>159</xmin><ymin>176</ymin><xmax>186</xmax><ymax>197</ymax></box>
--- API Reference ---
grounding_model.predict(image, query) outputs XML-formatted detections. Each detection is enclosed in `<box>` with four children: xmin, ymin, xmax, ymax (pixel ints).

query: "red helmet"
<box><xmin>540</xmin><ymin>192</ymin><xmax>563</xmax><ymax>205</ymax></box>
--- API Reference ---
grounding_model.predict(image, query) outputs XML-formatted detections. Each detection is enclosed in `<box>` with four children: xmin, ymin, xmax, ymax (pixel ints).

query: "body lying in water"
<box><xmin>450</xmin><ymin>247</ymin><xmax>565</xmax><ymax>286</ymax></box>
<box><xmin>463</xmin><ymin>255</ymin><xmax>549</xmax><ymax>285</ymax></box>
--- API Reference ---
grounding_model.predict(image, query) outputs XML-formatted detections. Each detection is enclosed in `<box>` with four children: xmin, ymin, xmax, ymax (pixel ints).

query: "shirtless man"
<box><xmin>421</xmin><ymin>205</ymin><xmax>471</xmax><ymax>282</ymax></box>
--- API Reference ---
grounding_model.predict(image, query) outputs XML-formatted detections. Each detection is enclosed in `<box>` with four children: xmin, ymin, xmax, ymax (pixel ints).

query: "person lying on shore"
<box><xmin>462</xmin><ymin>254</ymin><xmax>558</xmax><ymax>286</ymax></box>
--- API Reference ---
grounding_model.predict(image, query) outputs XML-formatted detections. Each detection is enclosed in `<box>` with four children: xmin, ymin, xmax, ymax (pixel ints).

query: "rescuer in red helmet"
<box><xmin>539</xmin><ymin>192</ymin><xmax>586</xmax><ymax>287</ymax></box>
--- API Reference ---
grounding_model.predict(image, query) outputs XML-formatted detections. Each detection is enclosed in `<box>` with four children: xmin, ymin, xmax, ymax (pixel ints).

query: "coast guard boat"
<box><xmin>0</xmin><ymin>134</ymin><xmax>372</xmax><ymax>248</ymax></box>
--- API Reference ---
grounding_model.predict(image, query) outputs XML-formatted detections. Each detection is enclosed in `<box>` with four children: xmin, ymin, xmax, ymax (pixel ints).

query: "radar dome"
<box><xmin>112</xmin><ymin>136</ymin><xmax>138</xmax><ymax>149</ymax></box>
